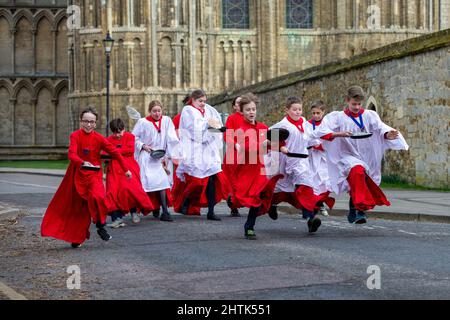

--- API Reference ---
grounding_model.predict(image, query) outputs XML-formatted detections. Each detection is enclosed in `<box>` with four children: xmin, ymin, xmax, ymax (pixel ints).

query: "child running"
<box><xmin>132</xmin><ymin>100</ymin><xmax>180</xmax><ymax>222</ymax></box>
<box><xmin>226</xmin><ymin>93</ymin><xmax>284</xmax><ymax>239</ymax></box>
<box><xmin>305</xmin><ymin>100</ymin><xmax>333</xmax><ymax>216</ymax></box>
<box><xmin>171</xmin><ymin>95</ymin><xmax>201</xmax><ymax>216</ymax></box>
<box><xmin>223</xmin><ymin>96</ymin><xmax>244</xmax><ymax>217</ymax></box>
<box><xmin>312</xmin><ymin>86</ymin><xmax>409</xmax><ymax>224</ymax></box>
<box><xmin>104</xmin><ymin>118</ymin><xmax>155</xmax><ymax>228</ymax></box>
<box><xmin>41</xmin><ymin>107</ymin><xmax>132</xmax><ymax>248</ymax></box>
<box><xmin>174</xmin><ymin>89</ymin><xmax>231</xmax><ymax>221</ymax></box>
<box><xmin>266</xmin><ymin>97</ymin><xmax>345</xmax><ymax>233</ymax></box>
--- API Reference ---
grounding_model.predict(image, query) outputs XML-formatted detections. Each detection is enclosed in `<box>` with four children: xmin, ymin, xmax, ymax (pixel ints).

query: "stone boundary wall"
<box><xmin>209</xmin><ymin>29</ymin><xmax>450</xmax><ymax>188</ymax></box>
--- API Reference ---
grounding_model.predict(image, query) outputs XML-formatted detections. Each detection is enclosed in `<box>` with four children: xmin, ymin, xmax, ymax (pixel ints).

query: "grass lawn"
<box><xmin>380</xmin><ymin>174</ymin><xmax>450</xmax><ymax>192</ymax></box>
<box><xmin>380</xmin><ymin>182</ymin><xmax>450</xmax><ymax>192</ymax></box>
<box><xmin>0</xmin><ymin>160</ymin><xmax>69</xmax><ymax>170</ymax></box>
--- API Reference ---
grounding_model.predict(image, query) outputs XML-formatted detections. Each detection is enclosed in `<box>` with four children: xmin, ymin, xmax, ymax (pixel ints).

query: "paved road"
<box><xmin>0</xmin><ymin>173</ymin><xmax>450</xmax><ymax>300</ymax></box>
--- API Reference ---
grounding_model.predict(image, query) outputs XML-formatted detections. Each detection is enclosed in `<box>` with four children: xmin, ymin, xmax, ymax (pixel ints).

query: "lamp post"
<box><xmin>103</xmin><ymin>31</ymin><xmax>114</xmax><ymax>136</ymax></box>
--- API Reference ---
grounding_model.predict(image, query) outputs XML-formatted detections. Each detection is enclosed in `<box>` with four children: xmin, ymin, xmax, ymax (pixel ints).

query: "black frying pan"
<box><xmin>150</xmin><ymin>149</ymin><xmax>166</xmax><ymax>159</ymax></box>
<box><xmin>286</xmin><ymin>152</ymin><xmax>309</xmax><ymax>158</ymax></box>
<box><xmin>267</xmin><ymin>128</ymin><xmax>290</xmax><ymax>142</ymax></box>
<box><xmin>81</xmin><ymin>164</ymin><xmax>101</xmax><ymax>171</ymax></box>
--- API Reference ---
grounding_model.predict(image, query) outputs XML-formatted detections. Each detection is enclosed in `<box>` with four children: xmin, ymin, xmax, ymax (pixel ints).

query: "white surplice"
<box><xmin>132</xmin><ymin>116</ymin><xmax>180</xmax><ymax>192</ymax></box>
<box><xmin>176</xmin><ymin>104</ymin><xmax>224</xmax><ymax>180</ymax></box>
<box><xmin>311</xmin><ymin>110</ymin><xmax>409</xmax><ymax>195</ymax></box>
<box><xmin>265</xmin><ymin>116</ymin><xmax>314</xmax><ymax>193</ymax></box>
<box><xmin>304</xmin><ymin>121</ymin><xmax>332</xmax><ymax>195</ymax></box>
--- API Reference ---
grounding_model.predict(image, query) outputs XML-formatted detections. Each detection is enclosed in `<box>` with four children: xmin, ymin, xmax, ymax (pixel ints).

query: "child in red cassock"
<box><xmin>226</xmin><ymin>93</ymin><xmax>284</xmax><ymax>240</ymax></box>
<box><xmin>41</xmin><ymin>107</ymin><xmax>132</xmax><ymax>248</ymax></box>
<box><xmin>223</xmin><ymin>96</ymin><xmax>245</xmax><ymax>217</ymax></box>
<box><xmin>104</xmin><ymin>118</ymin><xmax>155</xmax><ymax>228</ymax></box>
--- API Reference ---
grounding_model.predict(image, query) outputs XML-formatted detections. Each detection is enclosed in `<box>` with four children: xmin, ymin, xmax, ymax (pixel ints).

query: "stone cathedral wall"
<box><xmin>210</xmin><ymin>30</ymin><xmax>450</xmax><ymax>188</ymax></box>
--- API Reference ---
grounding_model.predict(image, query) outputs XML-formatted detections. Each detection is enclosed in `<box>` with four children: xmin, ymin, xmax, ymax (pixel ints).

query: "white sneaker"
<box><xmin>131</xmin><ymin>213</ymin><xmax>141</xmax><ymax>224</ymax></box>
<box><xmin>117</xmin><ymin>218</ymin><xmax>126</xmax><ymax>227</ymax></box>
<box><xmin>319</xmin><ymin>207</ymin><xmax>329</xmax><ymax>216</ymax></box>
<box><xmin>107</xmin><ymin>219</ymin><xmax>124</xmax><ymax>229</ymax></box>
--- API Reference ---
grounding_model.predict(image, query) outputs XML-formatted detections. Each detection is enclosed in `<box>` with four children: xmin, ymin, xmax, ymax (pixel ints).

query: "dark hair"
<box><xmin>148</xmin><ymin>100</ymin><xmax>163</xmax><ymax>113</ymax></box>
<box><xmin>232</xmin><ymin>96</ymin><xmax>241</xmax><ymax>107</ymax></box>
<box><xmin>109</xmin><ymin>118</ymin><xmax>125</xmax><ymax>133</ymax></box>
<box><xmin>190</xmin><ymin>89</ymin><xmax>206</xmax><ymax>100</ymax></box>
<box><xmin>182</xmin><ymin>93</ymin><xmax>190</xmax><ymax>105</ymax></box>
<box><xmin>285</xmin><ymin>96</ymin><xmax>302</xmax><ymax>109</ymax></box>
<box><xmin>239</xmin><ymin>93</ymin><xmax>259</xmax><ymax>112</ymax></box>
<box><xmin>346</xmin><ymin>85</ymin><xmax>365</xmax><ymax>101</ymax></box>
<box><xmin>183</xmin><ymin>89</ymin><xmax>207</xmax><ymax>106</ymax></box>
<box><xmin>80</xmin><ymin>106</ymin><xmax>98</xmax><ymax>120</ymax></box>
<box><xmin>310</xmin><ymin>100</ymin><xmax>326</xmax><ymax>111</ymax></box>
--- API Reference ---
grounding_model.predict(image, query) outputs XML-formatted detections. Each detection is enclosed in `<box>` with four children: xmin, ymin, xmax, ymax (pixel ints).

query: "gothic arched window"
<box><xmin>286</xmin><ymin>0</ymin><xmax>313</xmax><ymax>29</ymax></box>
<box><xmin>222</xmin><ymin>0</ymin><xmax>249</xmax><ymax>29</ymax></box>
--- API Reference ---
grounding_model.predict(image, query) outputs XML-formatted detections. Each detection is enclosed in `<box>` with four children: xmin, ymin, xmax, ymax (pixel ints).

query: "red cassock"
<box><xmin>173</xmin><ymin>171</ymin><xmax>231</xmax><ymax>213</ymax></box>
<box><xmin>105</xmin><ymin>132</ymin><xmax>155</xmax><ymax>215</ymax></box>
<box><xmin>347</xmin><ymin>165</ymin><xmax>390</xmax><ymax>211</ymax></box>
<box><xmin>171</xmin><ymin>113</ymin><xmax>201</xmax><ymax>215</ymax></box>
<box><xmin>229</xmin><ymin>120</ymin><xmax>283</xmax><ymax>216</ymax></box>
<box><xmin>41</xmin><ymin>129</ymin><xmax>129</xmax><ymax>244</ymax></box>
<box><xmin>172</xmin><ymin>113</ymin><xmax>181</xmax><ymax>131</ymax></box>
<box><xmin>222</xmin><ymin>112</ymin><xmax>245</xmax><ymax>192</ymax></box>
<box><xmin>271</xmin><ymin>187</ymin><xmax>335</xmax><ymax>212</ymax></box>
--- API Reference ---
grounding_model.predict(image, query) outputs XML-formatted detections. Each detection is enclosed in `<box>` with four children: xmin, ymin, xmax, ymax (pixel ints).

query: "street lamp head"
<box><xmin>103</xmin><ymin>31</ymin><xmax>115</xmax><ymax>54</ymax></box>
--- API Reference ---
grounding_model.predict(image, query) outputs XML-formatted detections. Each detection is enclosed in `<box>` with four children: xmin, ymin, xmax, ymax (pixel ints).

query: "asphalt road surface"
<box><xmin>1</xmin><ymin>173</ymin><xmax>449</xmax><ymax>300</ymax></box>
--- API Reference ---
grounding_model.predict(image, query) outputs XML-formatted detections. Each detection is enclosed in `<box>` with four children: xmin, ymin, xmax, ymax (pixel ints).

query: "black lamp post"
<box><xmin>103</xmin><ymin>31</ymin><xmax>114</xmax><ymax>136</ymax></box>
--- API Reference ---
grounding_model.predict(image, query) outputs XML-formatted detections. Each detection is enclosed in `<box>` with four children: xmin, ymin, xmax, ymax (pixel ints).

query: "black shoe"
<box><xmin>245</xmin><ymin>229</ymin><xmax>257</xmax><ymax>240</ymax></box>
<box><xmin>152</xmin><ymin>209</ymin><xmax>160</xmax><ymax>218</ymax></box>
<box><xmin>230</xmin><ymin>208</ymin><xmax>241</xmax><ymax>217</ymax></box>
<box><xmin>160</xmin><ymin>212</ymin><xmax>174</xmax><ymax>222</ymax></box>
<box><xmin>71</xmin><ymin>243</ymin><xmax>82</xmax><ymax>248</ymax></box>
<box><xmin>355</xmin><ymin>211</ymin><xmax>367</xmax><ymax>224</ymax></box>
<box><xmin>307</xmin><ymin>216</ymin><xmax>321</xmax><ymax>233</ymax></box>
<box><xmin>268</xmin><ymin>206</ymin><xmax>278</xmax><ymax>220</ymax></box>
<box><xmin>347</xmin><ymin>209</ymin><xmax>357</xmax><ymax>224</ymax></box>
<box><xmin>207</xmin><ymin>213</ymin><xmax>221</xmax><ymax>221</ymax></box>
<box><xmin>226</xmin><ymin>195</ymin><xmax>233</xmax><ymax>209</ymax></box>
<box><xmin>97</xmin><ymin>227</ymin><xmax>112</xmax><ymax>241</ymax></box>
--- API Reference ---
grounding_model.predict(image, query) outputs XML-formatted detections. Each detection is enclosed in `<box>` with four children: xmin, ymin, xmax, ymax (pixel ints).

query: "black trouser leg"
<box><xmin>349</xmin><ymin>198</ymin><xmax>356</xmax><ymax>212</ymax></box>
<box><xmin>301</xmin><ymin>208</ymin><xmax>315</xmax><ymax>220</ymax></box>
<box><xmin>181</xmin><ymin>197</ymin><xmax>190</xmax><ymax>215</ymax></box>
<box><xmin>206</xmin><ymin>175</ymin><xmax>216</xmax><ymax>215</ymax></box>
<box><xmin>160</xmin><ymin>190</ymin><xmax>169</xmax><ymax>215</ymax></box>
<box><xmin>96</xmin><ymin>221</ymin><xmax>105</xmax><ymax>229</ymax></box>
<box><xmin>111</xmin><ymin>210</ymin><xmax>122</xmax><ymax>222</ymax></box>
<box><xmin>244</xmin><ymin>206</ymin><xmax>260</xmax><ymax>231</ymax></box>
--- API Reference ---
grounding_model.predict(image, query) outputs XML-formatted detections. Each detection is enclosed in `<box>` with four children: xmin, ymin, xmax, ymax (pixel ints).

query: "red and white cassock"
<box><xmin>311</xmin><ymin>109</ymin><xmax>409</xmax><ymax>211</ymax></box>
<box><xmin>132</xmin><ymin>115</ymin><xmax>180</xmax><ymax>193</ymax></box>
<box><xmin>173</xmin><ymin>104</ymin><xmax>230</xmax><ymax>211</ymax></box>
<box><xmin>170</xmin><ymin>113</ymin><xmax>201</xmax><ymax>215</ymax></box>
<box><xmin>104</xmin><ymin>132</ymin><xmax>155</xmax><ymax>215</ymax></box>
<box><xmin>265</xmin><ymin>116</ymin><xmax>334</xmax><ymax>212</ymax></box>
<box><xmin>305</xmin><ymin>119</ymin><xmax>332</xmax><ymax>195</ymax></box>
<box><xmin>176</xmin><ymin>104</ymin><xmax>224</xmax><ymax>179</ymax></box>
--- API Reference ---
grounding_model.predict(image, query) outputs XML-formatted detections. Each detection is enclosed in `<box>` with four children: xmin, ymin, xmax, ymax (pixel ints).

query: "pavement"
<box><xmin>0</xmin><ymin>167</ymin><xmax>449</xmax><ymax>223</ymax></box>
